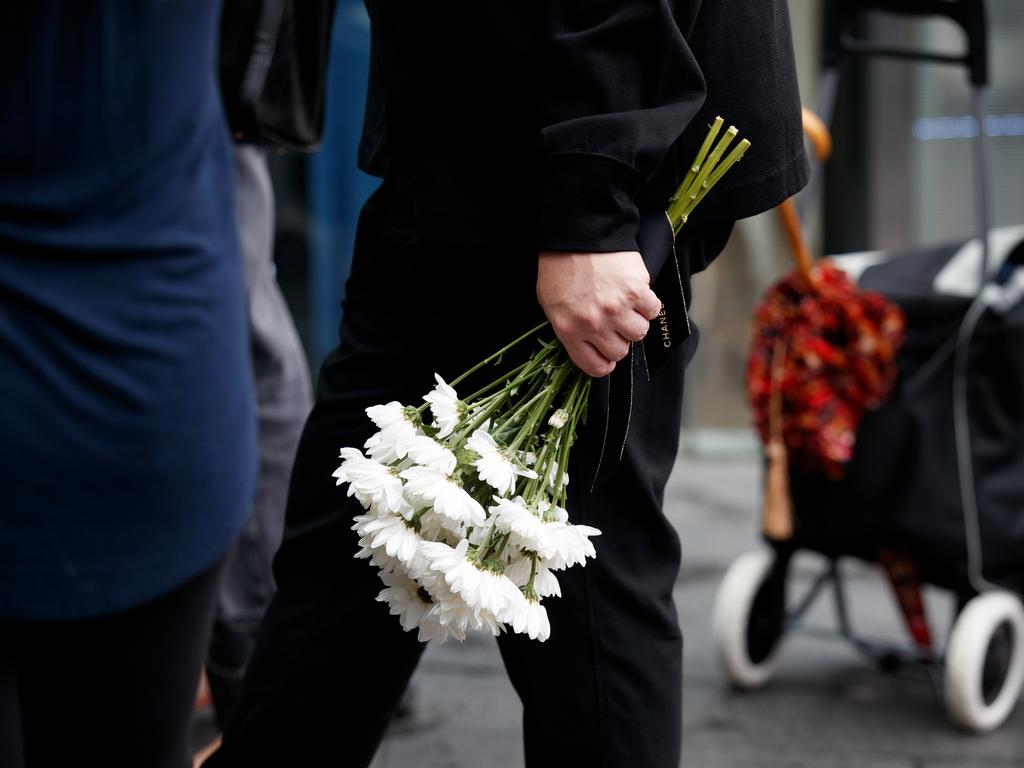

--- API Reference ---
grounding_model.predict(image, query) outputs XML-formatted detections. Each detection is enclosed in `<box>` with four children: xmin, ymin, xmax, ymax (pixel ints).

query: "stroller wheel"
<box><xmin>944</xmin><ymin>591</ymin><xmax>1024</xmax><ymax>733</ymax></box>
<box><xmin>712</xmin><ymin>549</ymin><xmax>787</xmax><ymax>690</ymax></box>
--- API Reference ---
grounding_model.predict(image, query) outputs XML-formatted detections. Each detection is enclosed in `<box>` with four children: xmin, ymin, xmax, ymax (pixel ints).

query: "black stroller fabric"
<box><xmin>787</xmin><ymin>240</ymin><xmax>1024</xmax><ymax>595</ymax></box>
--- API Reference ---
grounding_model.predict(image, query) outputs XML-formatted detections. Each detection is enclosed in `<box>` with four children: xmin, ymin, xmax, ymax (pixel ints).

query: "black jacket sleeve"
<box><xmin>537</xmin><ymin>1</ymin><xmax>706</xmax><ymax>254</ymax></box>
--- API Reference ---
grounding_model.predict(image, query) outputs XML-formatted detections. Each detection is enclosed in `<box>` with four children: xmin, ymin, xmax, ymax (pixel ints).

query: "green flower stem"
<box><xmin>667</xmin><ymin>125</ymin><xmax>738</xmax><ymax>229</ymax></box>
<box><xmin>448</xmin><ymin>320</ymin><xmax>551</xmax><ymax>390</ymax></box>
<box><xmin>491</xmin><ymin>354</ymin><xmax>564</xmax><ymax>436</ymax></box>
<box><xmin>678</xmin><ymin>139</ymin><xmax>751</xmax><ymax>226</ymax></box>
<box><xmin>463</xmin><ymin>339</ymin><xmax>561</xmax><ymax>406</ymax></box>
<box><xmin>529</xmin><ymin>383</ymin><xmax>577</xmax><ymax>500</ymax></box>
<box><xmin>548</xmin><ymin>372</ymin><xmax>588</xmax><ymax>508</ymax></box>
<box><xmin>456</xmin><ymin>394</ymin><xmax>510</xmax><ymax>443</ymax></box>
<box><xmin>506</xmin><ymin>362</ymin><xmax>573</xmax><ymax>453</ymax></box>
<box><xmin>691</xmin><ymin>126</ymin><xmax>739</xmax><ymax>193</ymax></box>
<box><xmin>469</xmin><ymin>478</ymin><xmax>500</xmax><ymax>513</ymax></box>
<box><xmin>455</xmin><ymin>349</ymin><xmax>561</xmax><ymax>443</ymax></box>
<box><xmin>556</xmin><ymin>372</ymin><xmax>588</xmax><ymax>504</ymax></box>
<box><xmin>666</xmin><ymin>118</ymin><xmax>751</xmax><ymax>235</ymax></box>
<box><xmin>411</xmin><ymin>507</ymin><xmax>430</xmax><ymax>530</ymax></box>
<box><xmin>477</xmin><ymin>526</ymin><xmax>512</xmax><ymax>565</ymax></box>
<box><xmin>492</xmin><ymin>532</ymin><xmax>511</xmax><ymax>561</ymax></box>
<box><xmin>474</xmin><ymin>522</ymin><xmax>500</xmax><ymax>560</ymax></box>
<box><xmin>521</xmin><ymin>442</ymin><xmax>553</xmax><ymax>500</ymax></box>
<box><xmin>525</xmin><ymin>553</ymin><xmax>539</xmax><ymax>594</ymax></box>
<box><xmin>702</xmin><ymin>138</ymin><xmax>751</xmax><ymax>194</ymax></box>
<box><xmin>461</xmin><ymin>357</ymin><xmax>533</xmax><ymax>406</ymax></box>
<box><xmin>494</xmin><ymin>387</ymin><xmax>550</xmax><ymax>437</ymax></box>
<box><xmin>418</xmin><ymin>338</ymin><xmax>558</xmax><ymax>421</ymax></box>
<box><xmin>674</xmin><ymin>116</ymin><xmax>723</xmax><ymax>205</ymax></box>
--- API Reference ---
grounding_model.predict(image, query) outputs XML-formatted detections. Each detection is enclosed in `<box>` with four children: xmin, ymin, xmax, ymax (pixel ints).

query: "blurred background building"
<box><xmin>268</xmin><ymin>0</ymin><xmax>1024</xmax><ymax>449</ymax></box>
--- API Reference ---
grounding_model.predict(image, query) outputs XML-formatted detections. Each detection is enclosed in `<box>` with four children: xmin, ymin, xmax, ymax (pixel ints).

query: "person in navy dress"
<box><xmin>0</xmin><ymin>3</ymin><xmax>256</xmax><ymax>766</ymax></box>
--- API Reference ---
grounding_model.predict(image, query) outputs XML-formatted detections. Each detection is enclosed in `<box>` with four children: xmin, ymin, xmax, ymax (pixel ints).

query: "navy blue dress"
<box><xmin>0</xmin><ymin>2</ymin><xmax>257</xmax><ymax>619</ymax></box>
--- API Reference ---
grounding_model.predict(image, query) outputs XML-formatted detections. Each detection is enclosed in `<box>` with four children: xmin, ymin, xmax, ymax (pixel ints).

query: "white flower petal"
<box><xmin>468</xmin><ymin>429</ymin><xmax>537</xmax><ymax>496</ymax></box>
<box><xmin>548</xmin><ymin>409</ymin><xmax>568</xmax><ymax>429</ymax></box>
<box><xmin>353</xmin><ymin>509</ymin><xmax>422</xmax><ymax>567</ymax></box>
<box><xmin>538</xmin><ymin>523</ymin><xmax>601</xmax><ymax>570</ymax></box>
<box><xmin>363</xmin><ymin>403</ymin><xmax>420</xmax><ymax>463</ymax></box>
<box><xmin>334</xmin><ymin>448</ymin><xmax>406</xmax><ymax>513</ymax></box>
<box><xmin>406</xmin><ymin>435</ymin><xmax>458</xmax><ymax>475</ymax></box>
<box><xmin>506</xmin><ymin>555</ymin><xmax>561</xmax><ymax>598</ymax></box>
<box><xmin>401</xmin><ymin>466</ymin><xmax>486</xmax><ymax>527</ymax></box>
<box><xmin>421</xmin><ymin>539</ymin><xmax>524</xmax><ymax>623</ymax></box>
<box><xmin>491</xmin><ymin>496</ymin><xmax>548</xmax><ymax>550</ymax></box>
<box><xmin>376</xmin><ymin>568</ymin><xmax>432</xmax><ymax>633</ymax></box>
<box><xmin>510</xmin><ymin>597</ymin><xmax>551</xmax><ymax>642</ymax></box>
<box><xmin>423</xmin><ymin>374</ymin><xmax>464</xmax><ymax>438</ymax></box>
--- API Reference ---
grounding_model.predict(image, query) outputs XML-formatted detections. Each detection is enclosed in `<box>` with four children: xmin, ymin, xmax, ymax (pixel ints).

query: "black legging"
<box><xmin>0</xmin><ymin>556</ymin><xmax>226</xmax><ymax>768</ymax></box>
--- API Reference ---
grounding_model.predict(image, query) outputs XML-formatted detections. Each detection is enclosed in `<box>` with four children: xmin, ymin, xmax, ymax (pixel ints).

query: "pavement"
<box><xmin>368</xmin><ymin>455</ymin><xmax>1024</xmax><ymax>768</ymax></box>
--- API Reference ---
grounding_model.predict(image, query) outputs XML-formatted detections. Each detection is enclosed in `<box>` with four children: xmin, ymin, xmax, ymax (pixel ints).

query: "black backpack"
<box><xmin>220</xmin><ymin>0</ymin><xmax>337</xmax><ymax>152</ymax></box>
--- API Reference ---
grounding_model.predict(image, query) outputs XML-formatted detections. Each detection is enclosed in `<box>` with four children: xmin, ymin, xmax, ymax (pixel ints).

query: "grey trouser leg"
<box><xmin>207</xmin><ymin>145</ymin><xmax>313</xmax><ymax>726</ymax></box>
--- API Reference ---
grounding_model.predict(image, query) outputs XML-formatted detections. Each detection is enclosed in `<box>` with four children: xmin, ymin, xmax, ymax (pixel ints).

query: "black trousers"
<box><xmin>0</xmin><ymin>556</ymin><xmax>225</xmax><ymax>768</ymax></box>
<box><xmin>209</xmin><ymin>187</ymin><xmax>703</xmax><ymax>768</ymax></box>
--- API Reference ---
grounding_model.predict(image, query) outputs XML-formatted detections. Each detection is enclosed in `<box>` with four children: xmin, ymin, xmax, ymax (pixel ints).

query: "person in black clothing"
<box><xmin>207</xmin><ymin>2</ymin><xmax>807</xmax><ymax>766</ymax></box>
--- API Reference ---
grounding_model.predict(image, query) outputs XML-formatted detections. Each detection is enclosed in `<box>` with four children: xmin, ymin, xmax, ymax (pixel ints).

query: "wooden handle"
<box><xmin>778</xmin><ymin>197</ymin><xmax>815</xmax><ymax>285</ymax></box>
<box><xmin>801</xmin><ymin>107</ymin><xmax>833</xmax><ymax>163</ymax></box>
<box><xmin>773</xmin><ymin>107</ymin><xmax>831</xmax><ymax>286</ymax></box>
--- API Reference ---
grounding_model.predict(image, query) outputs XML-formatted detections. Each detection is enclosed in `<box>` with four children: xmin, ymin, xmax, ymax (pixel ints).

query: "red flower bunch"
<box><xmin>747</xmin><ymin>261</ymin><xmax>905</xmax><ymax>479</ymax></box>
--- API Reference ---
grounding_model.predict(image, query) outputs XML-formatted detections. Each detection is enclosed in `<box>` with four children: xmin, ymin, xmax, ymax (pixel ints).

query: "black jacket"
<box><xmin>358</xmin><ymin>1</ymin><xmax>808</xmax><ymax>255</ymax></box>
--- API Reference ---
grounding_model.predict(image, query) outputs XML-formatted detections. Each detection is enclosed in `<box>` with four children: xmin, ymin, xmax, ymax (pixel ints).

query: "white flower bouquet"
<box><xmin>334</xmin><ymin>118</ymin><xmax>749</xmax><ymax>643</ymax></box>
<box><xmin>336</xmin><ymin>331</ymin><xmax>592</xmax><ymax>643</ymax></box>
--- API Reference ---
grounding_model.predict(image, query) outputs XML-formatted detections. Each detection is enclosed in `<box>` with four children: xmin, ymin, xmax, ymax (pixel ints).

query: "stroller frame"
<box><xmin>713</xmin><ymin>0</ymin><xmax>1024</xmax><ymax>734</ymax></box>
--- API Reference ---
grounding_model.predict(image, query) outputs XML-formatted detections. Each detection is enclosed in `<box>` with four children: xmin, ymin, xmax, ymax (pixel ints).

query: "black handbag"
<box><xmin>219</xmin><ymin>0</ymin><xmax>337</xmax><ymax>152</ymax></box>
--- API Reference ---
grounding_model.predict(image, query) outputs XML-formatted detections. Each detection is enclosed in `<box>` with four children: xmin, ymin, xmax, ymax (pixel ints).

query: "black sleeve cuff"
<box><xmin>537</xmin><ymin>154</ymin><xmax>645</xmax><ymax>253</ymax></box>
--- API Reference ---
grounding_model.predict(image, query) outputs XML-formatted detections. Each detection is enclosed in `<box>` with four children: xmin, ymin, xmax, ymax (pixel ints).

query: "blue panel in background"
<box><xmin>307</xmin><ymin>0</ymin><xmax>380</xmax><ymax>367</ymax></box>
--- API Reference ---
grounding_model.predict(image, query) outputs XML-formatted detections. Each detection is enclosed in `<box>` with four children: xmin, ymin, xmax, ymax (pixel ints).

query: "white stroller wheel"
<box><xmin>712</xmin><ymin>549</ymin><xmax>785</xmax><ymax>690</ymax></box>
<box><xmin>944</xmin><ymin>591</ymin><xmax>1024</xmax><ymax>733</ymax></box>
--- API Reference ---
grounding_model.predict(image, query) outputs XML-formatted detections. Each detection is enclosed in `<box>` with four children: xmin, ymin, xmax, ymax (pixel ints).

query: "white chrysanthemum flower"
<box><xmin>353</xmin><ymin>519</ymin><xmax>398</xmax><ymax>572</ymax></box>
<box><xmin>423</xmin><ymin>374</ymin><xmax>465</xmax><ymax>438</ymax></box>
<box><xmin>510</xmin><ymin>595</ymin><xmax>551</xmax><ymax>642</ymax></box>
<box><xmin>333</xmin><ymin>447</ymin><xmax>406</xmax><ymax>513</ymax></box>
<box><xmin>400</xmin><ymin>466</ymin><xmax>487</xmax><ymax>527</ymax></box>
<box><xmin>505</xmin><ymin>555</ymin><xmax>561</xmax><ymax>598</ymax></box>
<box><xmin>431</xmin><ymin>594</ymin><xmax>502</xmax><ymax>637</ymax></box>
<box><xmin>417</xmin><ymin>604</ymin><xmax>467</xmax><ymax>643</ymax></box>
<box><xmin>491</xmin><ymin>498</ymin><xmax>596</xmax><ymax>573</ymax></box>
<box><xmin>466</xmin><ymin>523</ymin><xmax>488</xmax><ymax>547</ymax></box>
<box><xmin>539</xmin><ymin>523</ymin><xmax>601</xmax><ymax>570</ymax></box>
<box><xmin>416</xmin><ymin>510</ymin><xmax>470</xmax><ymax>547</ymax></box>
<box><xmin>490</xmin><ymin>496</ymin><xmax>549</xmax><ymax>553</ymax></box>
<box><xmin>377</xmin><ymin>567</ymin><xmax>433</xmax><ymax>633</ymax></box>
<box><xmin>417</xmin><ymin>509</ymin><xmax>454</xmax><ymax>539</ymax></box>
<box><xmin>534</xmin><ymin>565</ymin><xmax>562</xmax><ymax>598</ymax></box>
<box><xmin>467</xmin><ymin>428</ymin><xmax>538</xmax><ymax>496</ymax></box>
<box><xmin>416</xmin><ymin>563</ymin><xmax>496</xmax><ymax>638</ymax></box>
<box><xmin>539</xmin><ymin>499</ymin><xmax>570</xmax><ymax>523</ymax></box>
<box><xmin>406</xmin><ymin>434</ymin><xmax>457</xmax><ymax>475</ymax></box>
<box><xmin>372</xmin><ymin>545</ymin><xmax>488</xmax><ymax>643</ymax></box>
<box><xmin>364</xmin><ymin>402</ymin><xmax>420</xmax><ymax>463</ymax></box>
<box><xmin>420</xmin><ymin>539</ymin><xmax>527</xmax><ymax>623</ymax></box>
<box><xmin>353</xmin><ymin>508</ymin><xmax>422</xmax><ymax>566</ymax></box>
<box><xmin>547</xmin><ymin>409</ymin><xmax>569</xmax><ymax>429</ymax></box>
<box><xmin>401</xmin><ymin>584</ymin><xmax>467</xmax><ymax>643</ymax></box>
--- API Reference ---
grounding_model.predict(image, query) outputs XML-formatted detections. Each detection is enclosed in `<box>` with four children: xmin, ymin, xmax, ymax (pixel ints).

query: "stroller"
<box><xmin>711</xmin><ymin>0</ymin><xmax>1024</xmax><ymax>733</ymax></box>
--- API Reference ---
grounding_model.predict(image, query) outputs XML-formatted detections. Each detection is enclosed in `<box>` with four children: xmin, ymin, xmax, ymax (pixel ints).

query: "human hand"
<box><xmin>537</xmin><ymin>250</ymin><xmax>661</xmax><ymax>377</ymax></box>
